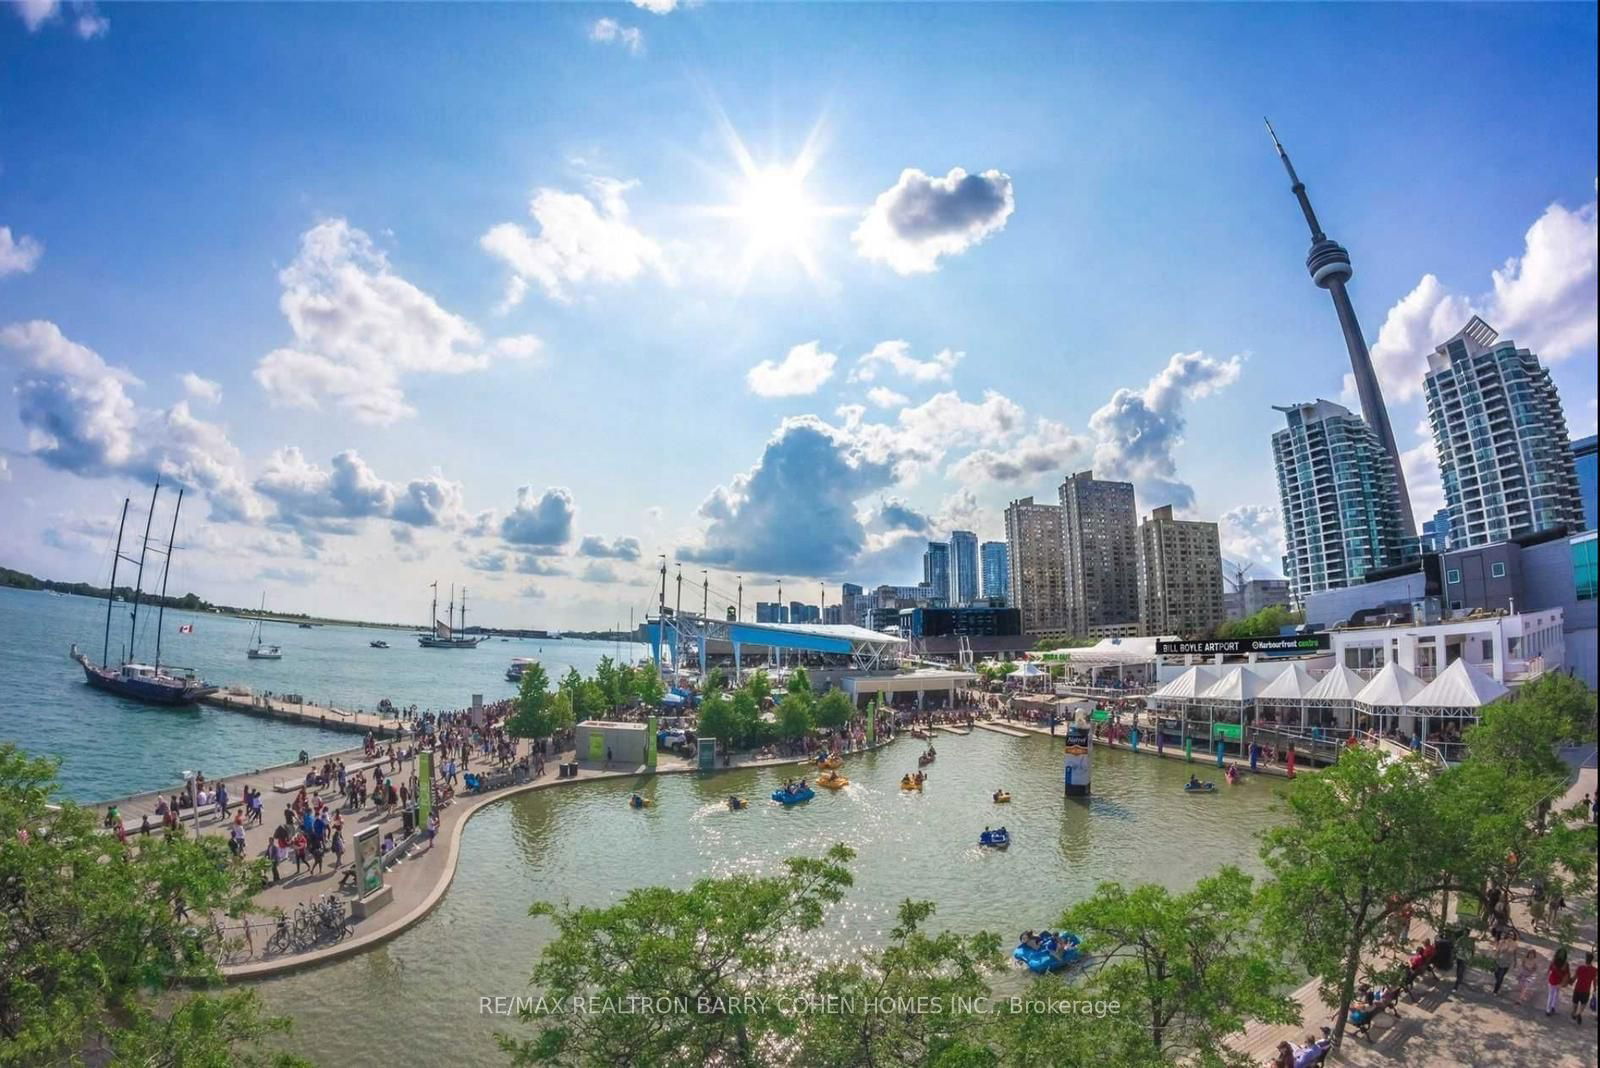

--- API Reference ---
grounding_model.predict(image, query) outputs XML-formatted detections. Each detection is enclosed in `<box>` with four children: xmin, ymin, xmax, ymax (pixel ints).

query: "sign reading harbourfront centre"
<box><xmin>1154</xmin><ymin>634</ymin><xmax>1332</xmax><ymax>657</ymax></box>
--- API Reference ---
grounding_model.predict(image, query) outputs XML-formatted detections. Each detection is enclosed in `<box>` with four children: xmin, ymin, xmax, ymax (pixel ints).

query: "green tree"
<box><xmin>1060</xmin><ymin>868</ymin><xmax>1300</xmax><ymax>1064</ymax></box>
<box><xmin>813</xmin><ymin>690</ymin><xmax>853</xmax><ymax>732</ymax></box>
<box><xmin>730</xmin><ymin>691</ymin><xmax>764</xmax><ymax>749</ymax></box>
<box><xmin>1216</xmin><ymin>605</ymin><xmax>1303</xmax><ymax>640</ymax></box>
<box><xmin>775</xmin><ymin>692</ymin><xmax>814</xmax><ymax>741</ymax></box>
<box><xmin>788</xmin><ymin>666</ymin><xmax>811</xmax><ymax>696</ymax></box>
<box><xmin>507</xmin><ymin>662</ymin><xmax>557</xmax><ymax>739</ymax></box>
<box><xmin>0</xmin><ymin>745</ymin><xmax>312</xmax><ymax>1068</ymax></box>
<box><xmin>498</xmin><ymin>846</ymin><xmax>855</xmax><ymax>1067</ymax></box>
<box><xmin>1258</xmin><ymin>746</ymin><xmax>1449</xmax><ymax>1051</ymax></box>
<box><xmin>696</xmin><ymin>696</ymin><xmax>741</xmax><ymax>750</ymax></box>
<box><xmin>632</xmin><ymin>668</ymin><xmax>666</xmax><ymax>707</ymax></box>
<box><xmin>703</xmin><ymin>666</ymin><xmax>728</xmax><ymax>694</ymax></box>
<box><xmin>1464</xmin><ymin>672</ymin><xmax>1595</xmax><ymax>781</ymax></box>
<box><xmin>744</xmin><ymin>670</ymin><xmax>772</xmax><ymax>704</ymax></box>
<box><xmin>592</xmin><ymin>656</ymin><xmax>624</xmax><ymax>710</ymax></box>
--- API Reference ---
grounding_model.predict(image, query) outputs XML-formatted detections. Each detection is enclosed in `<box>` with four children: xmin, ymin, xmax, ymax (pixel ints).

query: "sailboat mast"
<box><xmin>461</xmin><ymin>586</ymin><xmax>469</xmax><ymax>637</ymax></box>
<box><xmin>429</xmin><ymin>581</ymin><xmax>438</xmax><ymax>632</ymax></box>
<box><xmin>103</xmin><ymin>497</ymin><xmax>130</xmax><ymax>667</ymax></box>
<box><xmin>127</xmin><ymin>481</ymin><xmax>160</xmax><ymax>663</ymax></box>
<box><xmin>153</xmin><ymin>486</ymin><xmax>183</xmax><ymax>669</ymax></box>
<box><xmin>449</xmin><ymin>583</ymin><xmax>456</xmax><ymax>638</ymax></box>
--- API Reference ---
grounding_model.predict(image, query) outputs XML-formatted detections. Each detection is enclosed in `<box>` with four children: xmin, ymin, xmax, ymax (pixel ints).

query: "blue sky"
<box><xmin>2</xmin><ymin>1</ymin><xmax>1596</xmax><ymax>629</ymax></box>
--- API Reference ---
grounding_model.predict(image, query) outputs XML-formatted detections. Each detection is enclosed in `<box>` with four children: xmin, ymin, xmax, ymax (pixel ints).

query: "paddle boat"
<box><xmin>629</xmin><ymin>794</ymin><xmax>652</xmax><ymax>809</ymax></box>
<box><xmin>817</xmin><ymin>771</ymin><xmax>849</xmax><ymax>789</ymax></box>
<box><xmin>726</xmin><ymin>796</ymin><xmax>747</xmax><ymax>811</ymax></box>
<box><xmin>979</xmin><ymin>827</ymin><xmax>1011</xmax><ymax>849</ymax></box>
<box><xmin>814</xmin><ymin>753</ymin><xmax>842</xmax><ymax>770</ymax></box>
<box><xmin>993</xmin><ymin>789</ymin><xmax>1012</xmax><ymax>804</ymax></box>
<box><xmin>772</xmin><ymin>781</ymin><xmax>815</xmax><ymax>806</ymax></box>
<box><xmin>917</xmin><ymin>749</ymin><xmax>936</xmax><ymax>768</ymax></box>
<box><xmin>910</xmin><ymin>728</ymin><xmax>931</xmax><ymax>740</ymax></box>
<box><xmin>1183</xmin><ymin>777</ymin><xmax>1216</xmax><ymax>794</ymax></box>
<box><xmin>1012</xmin><ymin>931</ymin><xmax>1081</xmax><ymax>973</ymax></box>
<box><xmin>1225</xmin><ymin>765</ymin><xmax>1241</xmax><ymax>786</ymax></box>
<box><xmin>899</xmin><ymin>774</ymin><xmax>924</xmax><ymax>792</ymax></box>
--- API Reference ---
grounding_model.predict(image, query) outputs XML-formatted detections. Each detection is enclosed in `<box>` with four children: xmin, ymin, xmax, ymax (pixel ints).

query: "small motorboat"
<box><xmin>1183</xmin><ymin>780</ymin><xmax>1217</xmax><ymax>794</ymax></box>
<box><xmin>771</xmin><ymin>784</ymin><xmax>815</xmax><ymax>806</ymax></box>
<box><xmin>900</xmin><ymin>775</ymin><xmax>923</xmax><ymax>792</ymax></box>
<box><xmin>726</xmin><ymin>796</ymin><xmax>747</xmax><ymax>811</ymax></box>
<box><xmin>370</xmin><ymin>640</ymin><xmax>389</xmax><ymax>649</ymax></box>
<box><xmin>817</xmin><ymin>772</ymin><xmax>849</xmax><ymax>789</ymax></box>
<box><xmin>629</xmin><ymin>794</ymin><xmax>652</xmax><ymax>809</ymax></box>
<box><xmin>979</xmin><ymin>828</ymin><xmax>1011</xmax><ymax>849</ymax></box>
<box><xmin>917</xmin><ymin>751</ymin><xmax>935</xmax><ymax>768</ymax></box>
<box><xmin>993</xmin><ymin>790</ymin><xmax>1012</xmax><ymax>804</ymax></box>
<box><xmin>1013</xmin><ymin>932</ymin><xmax>1080</xmax><ymax>973</ymax></box>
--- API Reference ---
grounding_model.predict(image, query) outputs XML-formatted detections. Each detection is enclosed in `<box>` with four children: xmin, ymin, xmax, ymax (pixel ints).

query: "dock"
<box><xmin>935</xmin><ymin>724</ymin><xmax>972</xmax><ymax>736</ymax></box>
<box><xmin>201</xmin><ymin>689</ymin><xmax>406</xmax><ymax>737</ymax></box>
<box><xmin>973</xmin><ymin>721</ymin><xmax>1029</xmax><ymax>738</ymax></box>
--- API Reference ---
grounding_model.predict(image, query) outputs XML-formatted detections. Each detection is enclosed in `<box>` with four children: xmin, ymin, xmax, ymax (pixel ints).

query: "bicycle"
<box><xmin>264</xmin><ymin>914</ymin><xmax>294</xmax><ymax>956</ymax></box>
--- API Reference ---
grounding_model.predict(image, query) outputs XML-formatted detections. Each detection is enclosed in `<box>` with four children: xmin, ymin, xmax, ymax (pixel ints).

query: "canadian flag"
<box><xmin>178</xmin><ymin>624</ymin><xmax>194</xmax><ymax>634</ymax></box>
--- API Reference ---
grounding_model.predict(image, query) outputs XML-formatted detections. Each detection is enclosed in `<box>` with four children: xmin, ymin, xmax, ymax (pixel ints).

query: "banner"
<box><xmin>353</xmin><ymin>825</ymin><xmax>383</xmax><ymax>898</ymax></box>
<box><xmin>588</xmin><ymin>732</ymin><xmax>606</xmax><ymax>763</ymax></box>
<box><xmin>645</xmin><ymin>715</ymin><xmax>658</xmax><ymax>770</ymax></box>
<box><xmin>1215</xmin><ymin>740</ymin><xmax>1225</xmax><ymax>767</ymax></box>
<box><xmin>1155</xmin><ymin>634</ymin><xmax>1330</xmax><ymax>657</ymax></box>
<box><xmin>417</xmin><ymin>750</ymin><xmax>433</xmax><ymax>831</ymax></box>
<box><xmin>866</xmin><ymin>700</ymin><xmax>877</xmax><ymax>748</ymax></box>
<box><xmin>1183</xmin><ymin>736</ymin><xmax>1192</xmax><ymax>763</ymax></box>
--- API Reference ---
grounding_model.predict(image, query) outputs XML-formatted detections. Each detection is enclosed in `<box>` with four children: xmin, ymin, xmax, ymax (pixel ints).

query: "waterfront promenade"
<box><xmin>200</xmin><ymin>688</ymin><xmax>407</xmax><ymax>736</ymax></box>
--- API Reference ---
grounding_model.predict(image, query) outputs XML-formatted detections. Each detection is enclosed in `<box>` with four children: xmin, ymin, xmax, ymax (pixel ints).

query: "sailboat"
<box><xmin>69</xmin><ymin>481</ymin><xmax>217</xmax><ymax>705</ymax></box>
<box><xmin>246</xmin><ymin>594</ymin><xmax>283</xmax><ymax>660</ymax></box>
<box><xmin>417</xmin><ymin>582</ymin><xmax>483</xmax><ymax>648</ymax></box>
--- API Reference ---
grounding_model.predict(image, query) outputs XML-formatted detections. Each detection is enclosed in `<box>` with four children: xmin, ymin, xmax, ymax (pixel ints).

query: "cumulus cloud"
<box><xmin>466</xmin><ymin>550</ymin><xmax>509</xmax><ymax>573</ymax></box>
<box><xmin>481</xmin><ymin>177</ymin><xmax>669</xmax><ymax>306</ymax></box>
<box><xmin>577</xmin><ymin>534</ymin><xmax>642</xmax><ymax>560</ymax></box>
<box><xmin>0</xmin><ymin>319</ymin><xmax>262</xmax><ymax>521</ymax></box>
<box><xmin>630</xmin><ymin>0</ymin><xmax>678</xmax><ymax>11</ymax></box>
<box><xmin>876</xmin><ymin>499</ymin><xmax>931</xmax><ymax>533</ymax></box>
<box><xmin>254</xmin><ymin>447</ymin><xmax>464</xmax><ymax>532</ymax></box>
<box><xmin>746</xmin><ymin>341</ymin><xmax>837</xmax><ymax>397</ymax></box>
<box><xmin>516</xmin><ymin>554</ymin><xmax>568</xmax><ymax>576</ymax></box>
<box><xmin>1366</xmin><ymin>197</ymin><xmax>1597</xmax><ymax>403</ymax></box>
<box><xmin>518</xmin><ymin>583</ymin><xmax>548</xmax><ymax>600</ymax></box>
<box><xmin>589</xmin><ymin>17</ymin><xmax>643</xmax><ymax>54</ymax></box>
<box><xmin>1085</xmin><ymin>351</ymin><xmax>1242</xmax><ymax>511</ymax></box>
<box><xmin>0</xmin><ymin>226</ymin><xmax>44</xmax><ymax>276</ymax></box>
<box><xmin>865</xmin><ymin>386</ymin><xmax>908</xmax><ymax>409</ymax></box>
<box><xmin>1219</xmin><ymin>505</ymin><xmax>1285</xmax><ymax>577</ymax></box>
<box><xmin>947</xmin><ymin>416</ymin><xmax>1091</xmax><ymax>484</ymax></box>
<box><xmin>579</xmin><ymin>561</ymin><xmax>626</xmax><ymax>584</ymax></box>
<box><xmin>253</xmin><ymin>219</ymin><xmax>532</xmax><ymax>425</ymax></box>
<box><xmin>178</xmin><ymin>372</ymin><xmax>221</xmax><ymax>404</ymax></box>
<box><xmin>848</xmin><ymin>340</ymin><xmax>962</xmax><ymax>384</ymax></box>
<box><xmin>10</xmin><ymin>0</ymin><xmax>104</xmax><ymax>35</ymax></box>
<box><xmin>501</xmin><ymin>486</ymin><xmax>575</xmax><ymax>548</ymax></box>
<box><xmin>853</xmin><ymin>168</ymin><xmax>1014</xmax><ymax>274</ymax></box>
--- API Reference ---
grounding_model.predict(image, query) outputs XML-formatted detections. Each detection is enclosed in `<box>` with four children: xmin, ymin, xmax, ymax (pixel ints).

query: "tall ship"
<box><xmin>417</xmin><ymin>582</ymin><xmax>483</xmax><ymax>649</ymax></box>
<box><xmin>70</xmin><ymin>482</ymin><xmax>217</xmax><ymax>705</ymax></box>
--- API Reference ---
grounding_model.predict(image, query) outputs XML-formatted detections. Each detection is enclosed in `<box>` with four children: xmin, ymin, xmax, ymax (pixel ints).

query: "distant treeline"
<box><xmin>559</xmin><ymin>629</ymin><xmax>639</xmax><ymax>642</ymax></box>
<box><xmin>0</xmin><ymin>566</ymin><xmax>216</xmax><ymax>613</ymax></box>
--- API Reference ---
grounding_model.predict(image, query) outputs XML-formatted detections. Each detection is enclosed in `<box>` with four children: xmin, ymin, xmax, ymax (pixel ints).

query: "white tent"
<box><xmin>1407</xmin><ymin>659</ymin><xmax>1510</xmax><ymax>710</ymax></box>
<box><xmin>1008</xmin><ymin>661</ymin><xmax>1049</xmax><ymax>678</ymax></box>
<box><xmin>1355</xmin><ymin>662</ymin><xmax>1426</xmax><ymax>708</ymax></box>
<box><xmin>1303</xmin><ymin>666</ymin><xmax>1367</xmax><ymax>702</ymax></box>
<box><xmin>1258</xmin><ymin>663</ymin><xmax>1317</xmax><ymax>700</ymax></box>
<box><xmin>1149</xmin><ymin>665</ymin><xmax>1218</xmax><ymax>701</ymax></box>
<box><xmin>1199</xmin><ymin>666</ymin><xmax>1271</xmax><ymax>702</ymax></box>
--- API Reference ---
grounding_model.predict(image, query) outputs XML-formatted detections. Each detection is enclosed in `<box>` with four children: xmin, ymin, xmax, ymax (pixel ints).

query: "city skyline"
<box><xmin>1</xmin><ymin>3</ymin><xmax>1595</xmax><ymax>628</ymax></box>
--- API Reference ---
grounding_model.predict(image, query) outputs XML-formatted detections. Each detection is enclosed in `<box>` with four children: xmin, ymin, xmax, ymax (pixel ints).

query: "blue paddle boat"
<box><xmin>979</xmin><ymin>827</ymin><xmax>1011</xmax><ymax>848</ymax></box>
<box><xmin>1012</xmin><ymin>931</ymin><xmax>1081</xmax><ymax>973</ymax></box>
<box><xmin>772</xmin><ymin>783</ymin><xmax>815</xmax><ymax>806</ymax></box>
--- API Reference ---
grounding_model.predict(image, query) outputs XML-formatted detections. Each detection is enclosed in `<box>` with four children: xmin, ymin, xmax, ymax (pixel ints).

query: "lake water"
<box><xmin>249</xmin><ymin>729</ymin><xmax>1280</xmax><ymax>1064</ymax></box>
<box><xmin>0</xmin><ymin>586</ymin><xmax>645</xmax><ymax>800</ymax></box>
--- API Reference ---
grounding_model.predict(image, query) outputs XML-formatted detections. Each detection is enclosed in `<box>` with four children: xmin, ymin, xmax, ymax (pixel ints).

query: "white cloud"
<box><xmin>865</xmin><ymin>386</ymin><xmax>908</xmax><ymax>408</ymax></box>
<box><xmin>577</xmin><ymin>534</ymin><xmax>642</xmax><ymax>560</ymax></box>
<box><xmin>589</xmin><ymin>17</ymin><xmax>643</xmax><ymax>54</ymax></box>
<box><xmin>516</xmin><ymin>555</ymin><xmax>568</xmax><ymax>577</ymax></box>
<box><xmin>853</xmin><ymin>168</ymin><xmax>1014</xmax><ymax>274</ymax></box>
<box><xmin>0</xmin><ymin>319</ymin><xmax>262</xmax><ymax>521</ymax></box>
<box><xmin>746</xmin><ymin>341</ymin><xmax>837</xmax><ymax>397</ymax></box>
<box><xmin>0</xmin><ymin>226</ymin><xmax>44</xmax><ymax>276</ymax></box>
<box><xmin>11</xmin><ymin>0</ymin><xmax>58</xmax><ymax>31</ymax></box>
<box><xmin>1367</xmin><ymin>197</ymin><xmax>1597</xmax><ymax>403</ymax></box>
<box><xmin>1088</xmin><ymin>350</ymin><xmax>1243</xmax><ymax>511</ymax></box>
<box><xmin>9</xmin><ymin>1</ymin><xmax>107</xmax><ymax>36</ymax></box>
<box><xmin>254</xmin><ymin>219</ymin><xmax>529</xmax><ymax>425</ymax></box>
<box><xmin>518</xmin><ymin>583</ymin><xmax>548</xmax><ymax>600</ymax></box>
<box><xmin>481</xmin><ymin>177</ymin><xmax>669</xmax><ymax>306</ymax></box>
<box><xmin>253</xmin><ymin>447</ymin><xmax>464</xmax><ymax>531</ymax></box>
<box><xmin>630</xmin><ymin>0</ymin><xmax>678</xmax><ymax>12</ymax></box>
<box><xmin>848</xmin><ymin>340</ymin><xmax>962</xmax><ymax>384</ymax></box>
<box><xmin>178</xmin><ymin>372</ymin><xmax>222</xmax><ymax>404</ymax></box>
<box><xmin>947</xmin><ymin>416</ymin><xmax>1091</xmax><ymax>484</ymax></box>
<box><xmin>0</xmin><ymin>456</ymin><xmax>9</xmax><ymax>482</ymax></box>
<box><xmin>1219</xmin><ymin>505</ymin><xmax>1285</xmax><ymax>577</ymax></box>
<box><xmin>501</xmin><ymin>486</ymin><xmax>575</xmax><ymax>548</ymax></box>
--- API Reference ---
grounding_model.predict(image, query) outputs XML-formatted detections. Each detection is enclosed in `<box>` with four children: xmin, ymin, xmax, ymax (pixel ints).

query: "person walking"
<box><xmin>1515</xmin><ymin>947</ymin><xmax>1543</xmax><ymax>1005</ymax></box>
<box><xmin>1454</xmin><ymin>929</ymin><xmax>1476</xmax><ymax>990</ymax></box>
<box><xmin>1572</xmin><ymin>951</ymin><xmax>1597</xmax><ymax>1024</ymax></box>
<box><xmin>267</xmin><ymin>838</ymin><xmax>282</xmax><ymax>884</ymax></box>
<box><xmin>1546</xmin><ymin>947</ymin><xmax>1572</xmax><ymax>1016</ymax></box>
<box><xmin>1491</xmin><ymin>929</ymin><xmax>1518</xmax><ymax>995</ymax></box>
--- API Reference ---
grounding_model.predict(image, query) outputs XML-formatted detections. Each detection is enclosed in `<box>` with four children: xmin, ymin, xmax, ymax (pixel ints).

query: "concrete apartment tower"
<box><xmin>1004</xmin><ymin>496</ymin><xmax>1067</xmax><ymax>636</ymax></box>
<box><xmin>1136</xmin><ymin>505</ymin><xmax>1226</xmax><ymax>638</ymax></box>
<box><xmin>1058</xmin><ymin>470</ymin><xmax>1140</xmax><ymax>636</ymax></box>
<box><xmin>1424</xmin><ymin>316</ymin><xmax>1586</xmax><ymax>547</ymax></box>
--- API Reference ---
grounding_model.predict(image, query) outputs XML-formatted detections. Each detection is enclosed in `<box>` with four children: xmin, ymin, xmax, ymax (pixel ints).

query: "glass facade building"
<box><xmin>1574</xmin><ymin>435</ymin><xmax>1598</xmax><ymax>535</ymax></box>
<box><xmin>949</xmin><ymin>530</ymin><xmax>979</xmax><ymax>606</ymax></box>
<box><xmin>921</xmin><ymin>542</ymin><xmax>951</xmax><ymax>607</ymax></box>
<box><xmin>980</xmin><ymin>541</ymin><xmax>1010</xmax><ymax>604</ymax></box>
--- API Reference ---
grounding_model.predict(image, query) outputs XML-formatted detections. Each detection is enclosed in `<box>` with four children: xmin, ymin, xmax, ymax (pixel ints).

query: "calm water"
<box><xmin>251</xmin><ymin>730</ymin><xmax>1280</xmax><ymax>1064</ymax></box>
<box><xmin>0</xmin><ymin>586</ymin><xmax>644</xmax><ymax>800</ymax></box>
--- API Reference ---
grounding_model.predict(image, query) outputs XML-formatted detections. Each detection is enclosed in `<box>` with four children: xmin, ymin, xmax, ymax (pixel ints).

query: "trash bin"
<box><xmin>1434</xmin><ymin>934</ymin><xmax>1456</xmax><ymax>970</ymax></box>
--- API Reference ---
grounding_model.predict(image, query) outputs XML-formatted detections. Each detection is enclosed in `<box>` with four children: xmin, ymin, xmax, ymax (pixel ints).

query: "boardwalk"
<box><xmin>201</xmin><ymin>689</ymin><xmax>406</xmax><ymax>736</ymax></box>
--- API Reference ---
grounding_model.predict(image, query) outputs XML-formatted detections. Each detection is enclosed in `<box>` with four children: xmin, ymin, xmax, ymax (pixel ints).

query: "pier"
<box><xmin>200</xmin><ymin>689</ymin><xmax>406</xmax><ymax>736</ymax></box>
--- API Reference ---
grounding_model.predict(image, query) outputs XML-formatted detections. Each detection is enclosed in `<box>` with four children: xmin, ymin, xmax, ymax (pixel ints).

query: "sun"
<box><xmin>736</xmin><ymin>165</ymin><xmax>817</xmax><ymax>254</ymax></box>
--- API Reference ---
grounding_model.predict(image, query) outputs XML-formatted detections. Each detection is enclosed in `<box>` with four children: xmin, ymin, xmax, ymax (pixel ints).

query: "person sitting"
<box><xmin>1290</xmin><ymin>1029</ymin><xmax>1331</xmax><ymax>1067</ymax></box>
<box><xmin>1019</xmin><ymin>930</ymin><xmax>1039</xmax><ymax>949</ymax></box>
<box><xmin>1188</xmin><ymin>774</ymin><xmax>1201</xmax><ymax>789</ymax></box>
<box><xmin>1270</xmin><ymin>1041</ymin><xmax>1294</xmax><ymax>1068</ymax></box>
<box><xmin>994</xmin><ymin>788</ymin><xmax>1006</xmax><ymax>801</ymax></box>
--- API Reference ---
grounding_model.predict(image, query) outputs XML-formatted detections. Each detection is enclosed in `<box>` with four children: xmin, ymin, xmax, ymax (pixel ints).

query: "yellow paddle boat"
<box><xmin>993</xmin><ymin>790</ymin><xmax>1012</xmax><ymax>804</ymax></box>
<box><xmin>815</xmin><ymin>755</ymin><xmax>842</xmax><ymax>770</ymax></box>
<box><xmin>628</xmin><ymin>794</ymin><xmax>652</xmax><ymax>809</ymax></box>
<box><xmin>726</xmin><ymin>796</ymin><xmax>747</xmax><ymax>811</ymax></box>
<box><xmin>818</xmin><ymin>771</ymin><xmax>849</xmax><ymax>789</ymax></box>
<box><xmin>900</xmin><ymin>775</ymin><xmax>923</xmax><ymax>792</ymax></box>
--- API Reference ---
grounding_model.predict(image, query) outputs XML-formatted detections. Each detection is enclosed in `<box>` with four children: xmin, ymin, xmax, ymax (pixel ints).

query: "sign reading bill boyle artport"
<box><xmin>1154</xmin><ymin>634</ymin><xmax>1331</xmax><ymax>656</ymax></box>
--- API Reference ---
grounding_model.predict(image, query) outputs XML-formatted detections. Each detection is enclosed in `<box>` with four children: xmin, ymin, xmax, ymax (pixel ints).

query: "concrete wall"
<box><xmin>574</xmin><ymin>723</ymin><xmax>649</xmax><ymax>766</ymax></box>
<box><xmin>1304</xmin><ymin>572</ymin><xmax>1424</xmax><ymax>627</ymax></box>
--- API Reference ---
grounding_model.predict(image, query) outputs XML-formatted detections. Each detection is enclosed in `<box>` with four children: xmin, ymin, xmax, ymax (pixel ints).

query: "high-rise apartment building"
<box><xmin>1575</xmin><ymin>436</ymin><xmax>1598</xmax><ymax>534</ymax></box>
<box><xmin>950</xmin><ymin>530</ymin><xmax>979</xmax><ymax>606</ymax></box>
<box><xmin>1273</xmin><ymin>399</ymin><xmax>1415</xmax><ymax>605</ymax></box>
<box><xmin>1136</xmin><ymin>505</ymin><xmax>1225</xmax><ymax>637</ymax></box>
<box><xmin>922</xmin><ymin>542</ymin><xmax>951</xmax><ymax>607</ymax></box>
<box><xmin>980</xmin><ymin>541</ymin><xmax>1010</xmax><ymax>604</ymax></box>
<box><xmin>1004</xmin><ymin>496</ymin><xmax>1067</xmax><ymax>635</ymax></box>
<box><xmin>840</xmin><ymin>582</ymin><xmax>866</xmax><ymax>627</ymax></box>
<box><xmin>1420</xmin><ymin>508</ymin><xmax>1453</xmax><ymax>553</ymax></box>
<box><xmin>1058</xmin><ymin>470</ymin><xmax>1140</xmax><ymax>635</ymax></box>
<box><xmin>1424</xmin><ymin>317</ymin><xmax>1586</xmax><ymax>548</ymax></box>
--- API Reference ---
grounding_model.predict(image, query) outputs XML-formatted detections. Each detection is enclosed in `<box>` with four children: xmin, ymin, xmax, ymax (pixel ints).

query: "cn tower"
<box><xmin>1265</xmin><ymin>119</ymin><xmax>1417</xmax><ymax>538</ymax></box>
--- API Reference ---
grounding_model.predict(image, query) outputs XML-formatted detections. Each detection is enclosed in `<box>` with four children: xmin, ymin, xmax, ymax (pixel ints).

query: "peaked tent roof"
<box><xmin>1258</xmin><ymin>663</ymin><xmax>1318</xmax><ymax>700</ymax></box>
<box><xmin>1200</xmin><ymin>666</ymin><xmax>1272</xmax><ymax>701</ymax></box>
<box><xmin>1355</xmin><ymin>662</ymin><xmax>1427</xmax><ymax>708</ymax></box>
<box><xmin>1008</xmin><ymin>661</ymin><xmax>1048</xmax><ymax>677</ymax></box>
<box><xmin>1150</xmin><ymin>665</ymin><xmax>1218</xmax><ymax>700</ymax></box>
<box><xmin>1407</xmin><ymin>659</ymin><xmax>1510</xmax><ymax>709</ymax></box>
<box><xmin>1303</xmin><ymin>666</ymin><xmax>1367</xmax><ymax>702</ymax></box>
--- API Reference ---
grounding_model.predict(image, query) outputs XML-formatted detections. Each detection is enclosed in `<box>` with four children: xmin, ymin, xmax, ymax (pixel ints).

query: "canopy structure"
<box><xmin>1198</xmin><ymin>666</ymin><xmax>1271</xmax><ymax>703</ymax></box>
<box><xmin>1355</xmin><ymin>662</ymin><xmax>1426</xmax><ymax>709</ymax></box>
<box><xmin>1302</xmin><ymin>666</ymin><xmax>1367</xmax><ymax>703</ymax></box>
<box><xmin>1258</xmin><ymin>663</ymin><xmax>1317</xmax><ymax>701</ymax></box>
<box><xmin>1149</xmin><ymin>665</ymin><xmax>1219</xmax><ymax>701</ymax></box>
<box><xmin>1008</xmin><ymin>661</ymin><xmax>1049</xmax><ymax>678</ymax></box>
<box><xmin>1408</xmin><ymin>658</ymin><xmax>1510</xmax><ymax>711</ymax></box>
